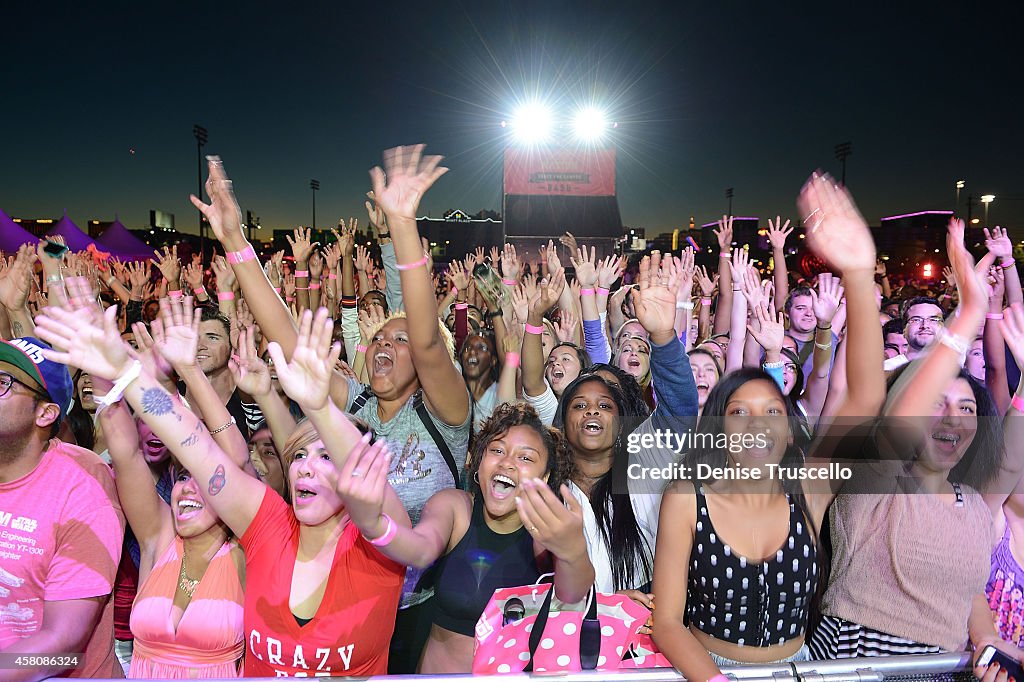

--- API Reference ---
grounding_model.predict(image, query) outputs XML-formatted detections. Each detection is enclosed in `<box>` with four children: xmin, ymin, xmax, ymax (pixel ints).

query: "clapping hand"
<box><xmin>266</xmin><ymin>308</ymin><xmax>341</xmax><ymax>413</ymax></box>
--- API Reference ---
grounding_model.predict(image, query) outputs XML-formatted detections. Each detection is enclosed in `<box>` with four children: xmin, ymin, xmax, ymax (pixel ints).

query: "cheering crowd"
<box><xmin>1</xmin><ymin>144</ymin><xmax>1023</xmax><ymax>681</ymax></box>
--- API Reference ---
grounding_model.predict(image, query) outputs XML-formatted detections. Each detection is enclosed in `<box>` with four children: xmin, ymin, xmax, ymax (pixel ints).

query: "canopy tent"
<box><xmin>45</xmin><ymin>212</ymin><xmax>100</xmax><ymax>252</ymax></box>
<box><xmin>96</xmin><ymin>218</ymin><xmax>154</xmax><ymax>260</ymax></box>
<box><xmin>0</xmin><ymin>209</ymin><xmax>39</xmax><ymax>251</ymax></box>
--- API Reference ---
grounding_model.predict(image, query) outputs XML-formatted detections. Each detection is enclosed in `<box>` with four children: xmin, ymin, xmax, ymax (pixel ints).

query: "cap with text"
<box><xmin>0</xmin><ymin>337</ymin><xmax>74</xmax><ymax>421</ymax></box>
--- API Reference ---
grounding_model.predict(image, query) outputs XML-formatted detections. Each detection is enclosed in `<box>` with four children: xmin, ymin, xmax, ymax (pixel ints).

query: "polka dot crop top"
<box><xmin>686</xmin><ymin>484</ymin><xmax>818</xmax><ymax>647</ymax></box>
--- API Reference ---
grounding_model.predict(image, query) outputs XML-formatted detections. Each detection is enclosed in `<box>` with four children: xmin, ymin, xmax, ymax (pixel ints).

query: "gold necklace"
<box><xmin>178</xmin><ymin>548</ymin><xmax>200</xmax><ymax>598</ymax></box>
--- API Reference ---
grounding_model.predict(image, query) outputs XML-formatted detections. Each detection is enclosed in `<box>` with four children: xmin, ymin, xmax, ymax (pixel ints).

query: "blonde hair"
<box><xmin>280</xmin><ymin>415</ymin><xmax>375</xmax><ymax>468</ymax></box>
<box><xmin>366</xmin><ymin>312</ymin><xmax>456</xmax><ymax>361</ymax></box>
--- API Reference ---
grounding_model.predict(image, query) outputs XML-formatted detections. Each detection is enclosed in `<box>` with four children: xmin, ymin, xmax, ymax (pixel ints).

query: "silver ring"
<box><xmin>351</xmin><ymin>470</ymin><xmax>363</xmax><ymax>478</ymax></box>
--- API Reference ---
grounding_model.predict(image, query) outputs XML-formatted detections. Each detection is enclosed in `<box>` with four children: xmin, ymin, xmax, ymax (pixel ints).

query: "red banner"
<box><xmin>503</xmin><ymin>148</ymin><xmax>616</xmax><ymax>197</ymax></box>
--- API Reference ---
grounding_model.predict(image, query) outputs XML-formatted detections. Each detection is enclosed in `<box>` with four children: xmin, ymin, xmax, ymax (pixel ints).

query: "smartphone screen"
<box><xmin>42</xmin><ymin>239</ymin><xmax>69</xmax><ymax>259</ymax></box>
<box><xmin>977</xmin><ymin>645</ymin><xmax>1024</xmax><ymax>679</ymax></box>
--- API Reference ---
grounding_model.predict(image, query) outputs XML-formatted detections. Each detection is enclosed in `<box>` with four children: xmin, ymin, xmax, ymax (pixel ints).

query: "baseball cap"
<box><xmin>0</xmin><ymin>337</ymin><xmax>74</xmax><ymax>423</ymax></box>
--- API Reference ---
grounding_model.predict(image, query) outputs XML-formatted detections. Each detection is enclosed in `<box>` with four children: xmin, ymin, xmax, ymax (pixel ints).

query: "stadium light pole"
<box><xmin>193</xmin><ymin>125</ymin><xmax>208</xmax><ymax>254</ymax></box>
<box><xmin>981</xmin><ymin>194</ymin><xmax>995</xmax><ymax>227</ymax></box>
<box><xmin>310</xmin><ymin>179</ymin><xmax>320</xmax><ymax>236</ymax></box>
<box><xmin>725</xmin><ymin>188</ymin><xmax>734</xmax><ymax>215</ymax></box>
<box><xmin>955</xmin><ymin>180</ymin><xmax>965</xmax><ymax>213</ymax></box>
<box><xmin>834</xmin><ymin>142</ymin><xmax>852</xmax><ymax>185</ymax></box>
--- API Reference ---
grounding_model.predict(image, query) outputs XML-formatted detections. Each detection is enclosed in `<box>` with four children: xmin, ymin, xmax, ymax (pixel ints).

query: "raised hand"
<box><xmin>265</xmin><ymin>308</ymin><xmax>340</xmax><ymax>412</ymax></box>
<box><xmin>309</xmin><ymin>251</ymin><xmax>325</xmax><ymax>279</ymax></box>
<box><xmin>555</xmin><ymin>306</ymin><xmax>579</xmax><ymax>343</ymax></box>
<box><xmin>228</xmin><ymin>326</ymin><xmax>272</xmax><ymax>397</ymax></box>
<box><xmin>283</xmin><ymin>273</ymin><xmax>296</xmax><ymax>300</ymax></box>
<box><xmin>729</xmin><ymin>247</ymin><xmax>751</xmax><ymax>280</ymax></box>
<box><xmin>678</xmin><ymin>247</ymin><xmax>697</xmax><ymax>300</ymax></box>
<box><xmin>571</xmin><ymin>246</ymin><xmax>598</xmax><ymax>288</ymax></box>
<box><xmin>0</xmin><ymin>244</ymin><xmax>37</xmax><ymax>311</ymax></box>
<box><xmin>154</xmin><ymin>296</ymin><xmax>201</xmax><ymax>371</ymax></box>
<box><xmin>286</xmin><ymin>227</ymin><xmax>317</xmax><ymax>265</ymax></box>
<box><xmin>948</xmin><ymin>218</ymin><xmax>995</xmax><ymax>314</ymax></box>
<box><xmin>596</xmin><ymin>254</ymin><xmax>624</xmax><ymax>289</ymax></box>
<box><xmin>529</xmin><ymin>268</ymin><xmax>566</xmax><ymax>319</ymax></box>
<box><xmin>510</xmin><ymin>284</ymin><xmax>530</xmax><ymax>324</ymax></box>
<box><xmin>545</xmin><ymin>239</ymin><xmax>563</xmax><ymax>273</ymax></box>
<box><xmin>747</xmin><ymin>302</ymin><xmax>785</xmax><ymax>353</ymax></box>
<box><xmin>740</xmin><ymin>267</ymin><xmax>767</xmax><ymax>311</ymax></box>
<box><xmin>796</xmin><ymin>172</ymin><xmax>875</xmax><ymax>274</ymax></box>
<box><xmin>190</xmin><ymin>156</ymin><xmax>245</xmax><ymax>247</ymax></box>
<box><xmin>767</xmin><ymin>216</ymin><xmax>794</xmax><ymax>250</ymax></box>
<box><xmin>364</xmin><ymin>191</ymin><xmax>388</xmax><ymax>234</ymax></box>
<box><xmin>696</xmin><ymin>265</ymin><xmax>717</xmax><ymax>298</ymax></box>
<box><xmin>713</xmin><ymin>215</ymin><xmax>734</xmax><ymax>253</ymax></box>
<box><xmin>516</xmin><ymin>479</ymin><xmax>587</xmax><ymax>562</ymax></box>
<box><xmin>559</xmin><ymin>231</ymin><xmax>579</xmax><ymax>255</ymax></box>
<box><xmin>35</xmin><ymin>305</ymin><xmax>132</xmax><ymax>381</ymax></box>
<box><xmin>154</xmin><ymin>245</ymin><xmax>181</xmax><ymax>284</ymax></box>
<box><xmin>985</xmin><ymin>226</ymin><xmax>1014</xmax><ymax>260</ymax></box>
<box><xmin>810</xmin><ymin>272</ymin><xmax>845</xmax><ymax>325</ymax></box>
<box><xmin>473</xmin><ymin>247</ymin><xmax>485</xmax><ymax>265</ymax></box>
<box><xmin>336</xmin><ymin>433</ymin><xmax>392</xmax><ymax>536</ymax></box>
<box><xmin>875</xmin><ymin>260</ymin><xmax>887</xmax><ymax>278</ymax></box>
<box><xmin>501</xmin><ymin>243</ymin><xmax>521</xmax><ymax>283</ymax></box>
<box><xmin>447</xmin><ymin>260</ymin><xmax>471</xmax><ymax>292</ymax></box>
<box><xmin>488</xmin><ymin>246</ymin><xmax>501</xmax><ymax>266</ymax></box>
<box><xmin>354</xmin><ymin>244</ymin><xmax>371</xmax><ymax>273</ymax></box>
<box><xmin>182</xmin><ymin>262</ymin><xmax>205</xmax><ymax>292</ymax></box>
<box><xmin>633</xmin><ymin>253</ymin><xmax>680</xmax><ymax>339</ymax></box>
<box><xmin>369</xmin><ymin>144</ymin><xmax>448</xmax><ymax>223</ymax></box>
<box><xmin>211</xmin><ymin>255</ymin><xmax>235</xmax><ymax>293</ymax></box>
<box><xmin>357</xmin><ymin>304</ymin><xmax>386</xmax><ymax>342</ymax></box>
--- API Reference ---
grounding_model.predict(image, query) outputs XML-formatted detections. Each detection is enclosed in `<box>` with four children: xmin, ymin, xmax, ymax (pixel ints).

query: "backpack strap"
<box><xmin>350</xmin><ymin>386</ymin><xmax>374</xmax><ymax>413</ymax></box>
<box><xmin>413</xmin><ymin>390</ymin><xmax>462</xmax><ymax>488</ymax></box>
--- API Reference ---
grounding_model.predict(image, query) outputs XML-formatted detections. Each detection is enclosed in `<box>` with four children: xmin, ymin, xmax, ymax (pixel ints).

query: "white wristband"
<box><xmin>676</xmin><ymin>301</ymin><xmax>695</xmax><ymax>310</ymax></box>
<box><xmin>96</xmin><ymin>360</ymin><xmax>143</xmax><ymax>407</ymax></box>
<box><xmin>938</xmin><ymin>329</ymin><xmax>970</xmax><ymax>356</ymax></box>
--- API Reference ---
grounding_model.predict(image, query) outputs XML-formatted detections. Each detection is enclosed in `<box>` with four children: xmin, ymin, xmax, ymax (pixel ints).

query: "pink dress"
<box><xmin>128</xmin><ymin>537</ymin><xmax>244</xmax><ymax>679</ymax></box>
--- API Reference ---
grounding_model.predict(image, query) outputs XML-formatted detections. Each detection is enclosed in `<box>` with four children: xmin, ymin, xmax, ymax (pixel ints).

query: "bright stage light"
<box><xmin>508</xmin><ymin>103</ymin><xmax>554</xmax><ymax>144</ymax></box>
<box><xmin>573</xmin><ymin>108</ymin><xmax>609</xmax><ymax>141</ymax></box>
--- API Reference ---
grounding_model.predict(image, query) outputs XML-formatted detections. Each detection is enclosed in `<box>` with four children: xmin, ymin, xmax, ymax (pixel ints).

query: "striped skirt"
<box><xmin>809</xmin><ymin>616</ymin><xmax>945</xmax><ymax>659</ymax></box>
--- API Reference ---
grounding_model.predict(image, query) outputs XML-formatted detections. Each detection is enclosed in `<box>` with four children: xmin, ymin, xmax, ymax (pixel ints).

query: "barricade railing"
<box><xmin>86</xmin><ymin>652</ymin><xmax>975</xmax><ymax>681</ymax></box>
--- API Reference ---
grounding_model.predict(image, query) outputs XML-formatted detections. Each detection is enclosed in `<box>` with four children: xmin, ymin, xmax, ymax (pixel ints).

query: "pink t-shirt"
<box><xmin>0</xmin><ymin>440</ymin><xmax>124</xmax><ymax>678</ymax></box>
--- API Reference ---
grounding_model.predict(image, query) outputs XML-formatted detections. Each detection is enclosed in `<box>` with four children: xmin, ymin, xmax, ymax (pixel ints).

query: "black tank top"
<box><xmin>433</xmin><ymin>495</ymin><xmax>541</xmax><ymax>636</ymax></box>
<box><xmin>687</xmin><ymin>484</ymin><xmax>818</xmax><ymax>647</ymax></box>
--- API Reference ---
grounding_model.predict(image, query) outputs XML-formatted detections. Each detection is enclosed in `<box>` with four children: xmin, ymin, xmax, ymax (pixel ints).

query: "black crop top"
<box><xmin>433</xmin><ymin>495</ymin><xmax>541</xmax><ymax>636</ymax></box>
<box><xmin>687</xmin><ymin>485</ymin><xmax>818</xmax><ymax>647</ymax></box>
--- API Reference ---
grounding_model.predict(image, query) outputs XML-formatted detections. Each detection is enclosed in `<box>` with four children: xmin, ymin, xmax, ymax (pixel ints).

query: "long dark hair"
<box><xmin>682</xmin><ymin>368</ymin><xmax>825</xmax><ymax>632</ymax></box>
<box><xmin>557</xmin><ymin>374</ymin><xmax>652</xmax><ymax>591</ymax></box>
<box><xmin>883</xmin><ymin>366</ymin><xmax>1003</xmax><ymax>490</ymax></box>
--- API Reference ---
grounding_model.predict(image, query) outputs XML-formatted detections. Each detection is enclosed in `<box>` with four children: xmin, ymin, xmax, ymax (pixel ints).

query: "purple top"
<box><xmin>583</xmin><ymin>318</ymin><xmax>611</xmax><ymax>364</ymax></box>
<box><xmin>986</xmin><ymin>523</ymin><xmax>1024</xmax><ymax>647</ymax></box>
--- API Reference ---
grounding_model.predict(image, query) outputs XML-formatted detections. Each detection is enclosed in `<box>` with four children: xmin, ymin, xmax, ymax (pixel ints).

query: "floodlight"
<box><xmin>508</xmin><ymin>103</ymin><xmax>554</xmax><ymax>144</ymax></box>
<box><xmin>573</xmin><ymin>108</ymin><xmax>608</xmax><ymax>141</ymax></box>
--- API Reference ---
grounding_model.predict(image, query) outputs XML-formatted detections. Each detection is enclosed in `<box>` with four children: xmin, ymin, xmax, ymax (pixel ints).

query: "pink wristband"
<box><xmin>1013</xmin><ymin>395</ymin><xmax>1024</xmax><ymax>413</ymax></box>
<box><xmin>707</xmin><ymin>676</ymin><xmax>730</xmax><ymax>682</ymax></box>
<box><xmin>217</xmin><ymin>291</ymin><xmax>235</xmax><ymax>301</ymax></box>
<box><xmin>194</xmin><ymin>286</ymin><xmax>208</xmax><ymax>296</ymax></box>
<box><xmin>367</xmin><ymin>513</ymin><xmax>398</xmax><ymax>546</ymax></box>
<box><xmin>273</xmin><ymin>287</ymin><xmax>281</xmax><ymax>294</ymax></box>
<box><xmin>168</xmin><ymin>289</ymin><xmax>183</xmax><ymax>299</ymax></box>
<box><xmin>294</xmin><ymin>270</ymin><xmax>310</xmax><ymax>278</ymax></box>
<box><xmin>701</xmin><ymin>297</ymin><xmax>713</xmax><ymax>305</ymax></box>
<box><xmin>597</xmin><ymin>286</ymin><xmax>610</xmax><ymax>296</ymax></box>
<box><xmin>524</xmin><ymin>323</ymin><xmax>545</xmax><ymax>335</ymax></box>
<box><xmin>987</xmin><ymin>312</ymin><xmax>1004</xmax><ymax>320</ymax></box>
<box><xmin>356</xmin><ymin>344</ymin><xmax>367</xmax><ymax>353</ymax></box>
<box><xmin>285</xmin><ymin>296</ymin><xmax>295</xmax><ymax>303</ymax></box>
<box><xmin>580</xmin><ymin>288</ymin><xmax>596</xmax><ymax>296</ymax></box>
<box><xmin>226</xmin><ymin>245</ymin><xmax>257</xmax><ymax>264</ymax></box>
<box><xmin>396</xmin><ymin>253</ymin><xmax>430</xmax><ymax>271</ymax></box>
<box><xmin>502</xmin><ymin>278</ymin><xmax>517</xmax><ymax>286</ymax></box>
<box><xmin>327</xmin><ymin>273</ymin><xmax>338</xmax><ymax>280</ymax></box>
<box><xmin>310</xmin><ymin>282</ymin><xmax>321</xmax><ymax>290</ymax></box>
<box><xmin>455</xmin><ymin>303</ymin><xmax>469</xmax><ymax>310</ymax></box>
<box><xmin>505</xmin><ymin>352</ymin><xmax>521</xmax><ymax>368</ymax></box>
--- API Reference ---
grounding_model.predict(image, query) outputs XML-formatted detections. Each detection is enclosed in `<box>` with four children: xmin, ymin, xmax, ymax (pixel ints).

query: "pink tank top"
<box><xmin>129</xmin><ymin>536</ymin><xmax>245</xmax><ymax>678</ymax></box>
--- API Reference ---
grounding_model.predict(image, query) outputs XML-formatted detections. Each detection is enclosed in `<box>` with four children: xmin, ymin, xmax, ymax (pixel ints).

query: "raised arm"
<box><xmin>712</xmin><ymin>216</ymin><xmax>734</xmax><ymax>335</ymax></box>
<box><xmin>36</xmin><ymin>304</ymin><xmax>266</xmax><ymax>539</ymax></box>
<box><xmin>767</xmin><ymin>216</ymin><xmax>793</xmax><ymax>315</ymax></box>
<box><xmin>988</xmin><ymin>304</ymin><xmax>1024</xmax><ymax>509</ymax></box>
<box><xmin>986</xmin><ymin>227</ymin><xmax>1023</xmax><ymax>305</ymax></box>
<box><xmin>522</xmin><ymin>270</ymin><xmax>566</xmax><ymax>397</ymax></box>
<box><xmin>370</xmin><ymin>144</ymin><xmax>468</xmax><ymax>426</ymax></box>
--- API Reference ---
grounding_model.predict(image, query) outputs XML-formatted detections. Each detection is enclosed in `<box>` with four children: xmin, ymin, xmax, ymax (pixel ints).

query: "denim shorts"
<box><xmin>709</xmin><ymin>643</ymin><xmax>810</xmax><ymax>668</ymax></box>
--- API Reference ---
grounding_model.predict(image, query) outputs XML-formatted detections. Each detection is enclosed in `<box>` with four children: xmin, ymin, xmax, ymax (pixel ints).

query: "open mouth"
<box><xmin>746</xmin><ymin>432</ymin><xmax>776</xmax><ymax>459</ymax></box>
<box><xmin>627</xmin><ymin>358</ymin><xmax>641</xmax><ymax>368</ymax></box>
<box><xmin>932</xmin><ymin>431</ymin><xmax>961</xmax><ymax>452</ymax></box>
<box><xmin>373</xmin><ymin>352</ymin><xmax>394</xmax><ymax>374</ymax></box>
<box><xmin>176</xmin><ymin>498</ymin><xmax>204</xmax><ymax>521</ymax></box>
<box><xmin>81</xmin><ymin>386</ymin><xmax>93</xmax><ymax>397</ymax></box>
<box><xmin>550</xmin><ymin>369</ymin><xmax>565</xmax><ymax>381</ymax></box>
<box><xmin>491</xmin><ymin>474</ymin><xmax>517</xmax><ymax>500</ymax></box>
<box><xmin>146</xmin><ymin>438</ymin><xmax>164</xmax><ymax>449</ymax></box>
<box><xmin>696</xmin><ymin>382</ymin><xmax>710</xmax><ymax>391</ymax></box>
<box><xmin>582</xmin><ymin>419</ymin><xmax>604</xmax><ymax>434</ymax></box>
<box><xmin>466</xmin><ymin>356</ymin><xmax>480</xmax><ymax>366</ymax></box>
<box><xmin>294</xmin><ymin>482</ymin><xmax>318</xmax><ymax>504</ymax></box>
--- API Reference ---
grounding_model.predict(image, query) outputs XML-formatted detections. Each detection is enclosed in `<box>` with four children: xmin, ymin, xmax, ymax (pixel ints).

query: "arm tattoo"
<box><xmin>11</xmin><ymin>321</ymin><xmax>23</xmax><ymax>337</ymax></box>
<box><xmin>140</xmin><ymin>387</ymin><xmax>181</xmax><ymax>420</ymax></box>
<box><xmin>208</xmin><ymin>464</ymin><xmax>227</xmax><ymax>496</ymax></box>
<box><xmin>180</xmin><ymin>425</ymin><xmax>200</xmax><ymax>447</ymax></box>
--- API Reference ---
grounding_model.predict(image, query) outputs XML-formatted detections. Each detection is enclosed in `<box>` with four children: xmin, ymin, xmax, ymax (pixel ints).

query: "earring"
<box><xmin>473</xmin><ymin>471</ymin><xmax>480</xmax><ymax>484</ymax></box>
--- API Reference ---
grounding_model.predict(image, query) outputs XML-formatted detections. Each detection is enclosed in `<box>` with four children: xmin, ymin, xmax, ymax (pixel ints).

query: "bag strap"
<box><xmin>413</xmin><ymin>390</ymin><xmax>461</xmax><ymax>488</ymax></box>
<box><xmin>350</xmin><ymin>386</ymin><xmax>374</xmax><ymax>413</ymax></box>
<box><xmin>526</xmin><ymin>585</ymin><xmax>599</xmax><ymax>671</ymax></box>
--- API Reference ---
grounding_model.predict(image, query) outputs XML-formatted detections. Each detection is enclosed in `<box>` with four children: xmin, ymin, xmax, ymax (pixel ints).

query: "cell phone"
<box><xmin>977</xmin><ymin>645</ymin><xmax>1024</xmax><ymax>680</ymax></box>
<box><xmin>41</xmin><ymin>239</ymin><xmax>69</xmax><ymax>259</ymax></box>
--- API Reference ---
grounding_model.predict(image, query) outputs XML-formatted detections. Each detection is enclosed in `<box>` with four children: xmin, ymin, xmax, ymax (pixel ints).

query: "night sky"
<box><xmin>2</xmin><ymin>1</ymin><xmax>1021</xmax><ymax>237</ymax></box>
